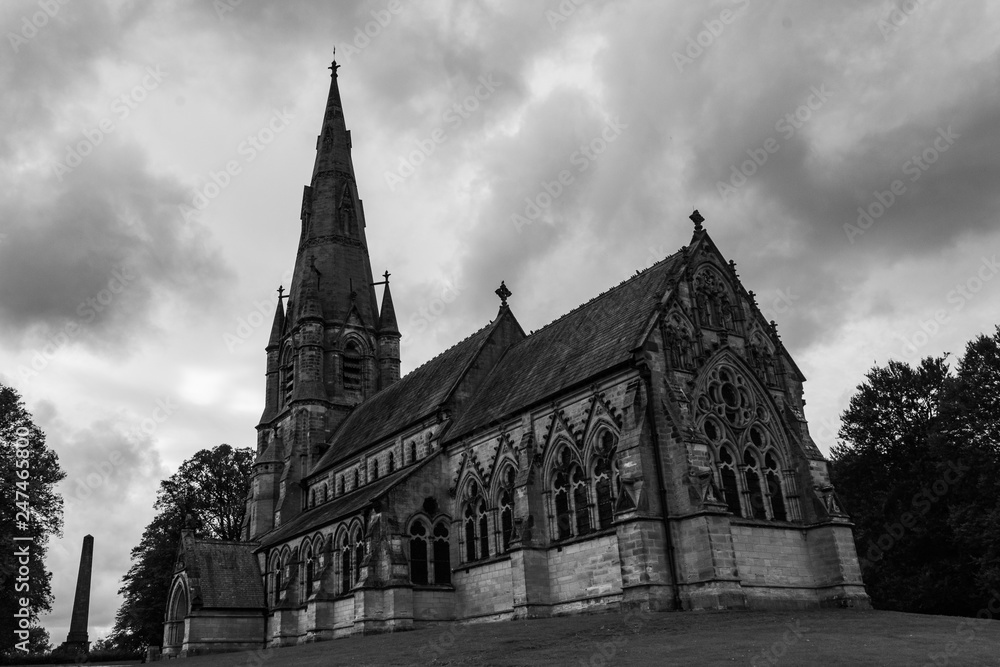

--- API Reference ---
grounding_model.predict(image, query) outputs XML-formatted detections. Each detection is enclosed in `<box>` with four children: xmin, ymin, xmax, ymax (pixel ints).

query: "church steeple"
<box><xmin>287</xmin><ymin>54</ymin><xmax>379</xmax><ymax>330</ymax></box>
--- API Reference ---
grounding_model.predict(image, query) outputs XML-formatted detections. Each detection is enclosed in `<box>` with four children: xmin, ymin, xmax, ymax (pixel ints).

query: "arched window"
<box><xmin>302</xmin><ymin>542</ymin><xmax>315</xmax><ymax>599</ymax></box>
<box><xmin>743</xmin><ymin>451</ymin><xmax>767</xmax><ymax>520</ymax></box>
<box><xmin>719</xmin><ymin>447</ymin><xmax>742</xmax><ymax>517</ymax></box>
<box><xmin>352</xmin><ymin>525</ymin><xmax>364</xmax><ymax>584</ymax></box>
<box><xmin>337</xmin><ymin>476</ymin><xmax>344</xmax><ymax>496</ymax></box>
<box><xmin>433</xmin><ymin>521</ymin><xmax>451</xmax><ymax>584</ymax></box>
<box><xmin>409</xmin><ymin>520</ymin><xmax>429</xmax><ymax>585</ymax></box>
<box><xmin>343</xmin><ymin>342</ymin><xmax>362</xmax><ymax>391</ymax></box>
<box><xmin>410</xmin><ymin>441</ymin><xmax>418</xmax><ymax>463</ymax></box>
<box><xmin>339</xmin><ymin>532</ymin><xmax>351</xmax><ymax>594</ymax></box>
<box><xmin>388</xmin><ymin>452</ymin><xmax>395</xmax><ymax>473</ymax></box>
<box><xmin>462</xmin><ymin>482</ymin><xmax>489</xmax><ymax>562</ymax></box>
<box><xmin>765</xmin><ymin>451</ymin><xmax>787</xmax><ymax>521</ymax></box>
<box><xmin>371</xmin><ymin>458</ymin><xmax>379</xmax><ymax>480</ymax></box>
<box><xmin>354</xmin><ymin>468</ymin><xmax>360</xmax><ymax>489</ymax></box>
<box><xmin>572</xmin><ymin>467</ymin><xmax>591</xmax><ymax>536</ymax></box>
<box><xmin>273</xmin><ymin>554</ymin><xmax>284</xmax><ymax>606</ymax></box>
<box><xmin>321</xmin><ymin>484</ymin><xmax>328</xmax><ymax>503</ymax></box>
<box><xmin>592</xmin><ymin>431</ymin><xmax>619</xmax><ymax>530</ymax></box>
<box><xmin>553</xmin><ymin>470</ymin><xmax>572</xmax><ymax>541</ymax></box>
<box><xmin>551</xmin><ymin>448</ymin><xmax>590</xmax><ymax>541</ymax></box>
<box><xmin>497</xmin><ymin>467</ymin><xmax>515</xmax><ymax>553</ymax></box>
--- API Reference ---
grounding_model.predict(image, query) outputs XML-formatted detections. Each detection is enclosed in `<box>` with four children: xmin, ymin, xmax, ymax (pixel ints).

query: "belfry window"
<box><xmin>281</xmin><ymin>347</ymin><xmax>294</xmax><ymax>406</ymax></box>
<box><xmin>343</xmin><ymin>342</ymin><xmax>362</xmax><ymax>391</ymax></box>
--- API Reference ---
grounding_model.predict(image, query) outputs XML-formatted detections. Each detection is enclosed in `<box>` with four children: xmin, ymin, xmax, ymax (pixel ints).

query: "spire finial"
<box><xmin>690</xmin><ymin>209</ymin><xmax>705</xmax><ymax>232</ymax></box>
<box><xmin>277</xmin><ymin>285</ymin><xmax>289</xmax><ymax>301</ymax></box>
<box><xmin>329</xmin><ymin>48</ymin><xmax>340</xmax><ymax>76</ymax></box>
<box><xmin>495</xmin><ymin>281</ymin><xmax>512</xmax><ymax>307</ymax></box>
<box><xmin>383</xmin><ymin>270</ymin><xmax>390</xmax><ymax>284</ymax></box>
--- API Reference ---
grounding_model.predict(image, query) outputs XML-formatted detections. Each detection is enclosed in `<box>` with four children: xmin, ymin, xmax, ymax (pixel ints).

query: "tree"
<box><xmin>0</xmin><ymin>382</ymin><xmax>65</xmax><ymax>655</ymax></box>
<box><xmin>831</xmin><ymin>331</ymin><xmax>1000</xmax><ymax>617</ymax></box>
<box><xmin>105</xmin><ymin>444</ymin><xmax>252</xmax><ymax>652</ymax></box>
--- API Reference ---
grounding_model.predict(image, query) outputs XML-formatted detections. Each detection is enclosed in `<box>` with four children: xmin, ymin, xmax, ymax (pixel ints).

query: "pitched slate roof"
<box><xmin>184</xmin><ymin>538</ymin><xmax>265</xmax><ymax>609</ymax></box>
<box><xmin>310</xmin><ymin>319</ymin><xmax>500</xmax><ymax>475</ymax></box>
<box><xmin>257</xmin><ymin>461</ymin><xmax>429</xmax><ymax>549</ymax></box>
<box><xmin>449</xmin><ymin>252</ymin><xmax>684</xmax><ymax>440</ymax></box>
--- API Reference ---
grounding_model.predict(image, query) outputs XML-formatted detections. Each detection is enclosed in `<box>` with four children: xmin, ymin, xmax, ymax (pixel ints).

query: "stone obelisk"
<box><xmin>60</xmin><ymin>534</ymin><xmax>94</xmax><ymax>655</ymax></box>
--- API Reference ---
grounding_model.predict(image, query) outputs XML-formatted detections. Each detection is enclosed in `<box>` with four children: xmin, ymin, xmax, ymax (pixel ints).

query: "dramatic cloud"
<box><xmin>2</xmin><ymin>0</ymin><xmax>997</xmax><ymax>647</ymax></box>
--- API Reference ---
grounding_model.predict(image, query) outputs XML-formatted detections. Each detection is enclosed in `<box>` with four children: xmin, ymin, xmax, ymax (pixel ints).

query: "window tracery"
<box><xmin>695</xmin><ymin>362</ymin><xmax>793</xmax><ymax>522</ymax></box>
<box><xmin>462</xmin><ymin>481</ymin><xmax>489</xmax><ymax>562</ymax></box>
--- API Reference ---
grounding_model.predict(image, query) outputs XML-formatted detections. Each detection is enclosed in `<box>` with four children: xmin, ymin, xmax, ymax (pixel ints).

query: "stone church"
<box><xmin>161</xmin><ymin>59</ymin><xmax>868</xmax><ymax>657</ymax></box>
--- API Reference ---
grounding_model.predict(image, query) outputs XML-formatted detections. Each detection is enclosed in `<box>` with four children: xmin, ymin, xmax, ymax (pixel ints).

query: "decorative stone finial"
<box><xmin>329</xmin><ymin>48</ymin><xmax>340</xmax><ymax>76</ymax></box>
<box><xmin>690</xmin><ymin>209</ymin><xmax>705</xmax><ymax>232</ymax></box>
<box><xmin>495</xmin><ymin>281</ymin><xmax>512</xmax><ymax>307</ymax></box>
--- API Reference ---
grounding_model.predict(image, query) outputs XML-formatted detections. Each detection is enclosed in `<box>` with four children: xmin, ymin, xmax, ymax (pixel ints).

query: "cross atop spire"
<box><xmin>329</xmin><ymin>48</ymin><xmax>340</xmax><ymax>76</ymax></box>
<box><xmin>495</xmin><ymin>281</ymin><xmax>512</xmax><ymax>307</ymax></box>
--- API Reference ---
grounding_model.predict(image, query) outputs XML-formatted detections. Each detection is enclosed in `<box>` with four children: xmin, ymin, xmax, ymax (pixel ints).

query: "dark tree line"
<box><xmin>0</xmin><ymin>383</ymin><xmax>64</xmax><ymax>656</ymax></box>
<box><xmin>104</xmin><ymin>444</ymin><xmax>252</xmax><ymax>652</ymax></box>
<box><xmin>831</xmin><ymin>327</ymin><xmax>1000</xmax><ymax>617</ymax></box>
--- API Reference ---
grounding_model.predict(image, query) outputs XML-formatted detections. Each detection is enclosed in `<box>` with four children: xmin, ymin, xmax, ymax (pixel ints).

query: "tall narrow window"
<box><xmin>477</xmin><ymin>499</ymin><xmax>489</xmax><ymax>558</ymax></box>
<box><xmin>464</xmin><ymin>504</ymin><xmax>477</xmax><ymax>562</ymax></box>
<box><xmin>273</xmin><ymin>558</ymin><xmax>283</xmax><ymax>605</ymax></box>
<box><xmin>281</xmin><ymin>347</ymin><xmax>294</xmax><ymax>406</ymax></box>
<box><xmin>593</xmin><ymin>432</ymin><xmax>618</xmax><ymax>530</ymax></box>
<box><xmin>572</xmin><ymin>467</ymin><xmax>591</xmax><ymax>535</ymax></box>
<box><xmin>354</xmin><ymin>468</ymin><xmax>360</xmax><ymax>489</ymax></box>
<box><xmin>354</xmin><ymin>532</ymin><xmax>364</xmax><ymax>584</ymax></box>
<box><xmin>371</xmin><ymin>459</ymin><xmax>379</xmax><ymax>480</ymax></box>
<box><xmin>433</xmin><ymin>522</ymin><xmax>451</xmax><ymax>584</ymax></box>
<box><xmin>553</xmin><ymin>471</ymin><xmax>572</xmax><ymax>540</ymax></box>
<box><xmin>410</xmin><ymin>441</ymin><xmax>418</xmax><ymax>462</ymax></box>
<box><xmin>744</xmin><ymin>451</ymin><xmax>767</xmax><ymax>520</ymax></box>
<box><xmin>343</xmin><ymin>342</ymin><xmax>362</xmax><ymax>391</ymax></box>
<box><xmin>765</xmin><ymin>452</ymin><xmax>787</xmax><ymax>522</ymax></box>
<box><xmin>462</xmin><ymin>483</ymin><xmax>489</xmax><ymax>562</ymax></box>
<box><xmin>340</xmin><ymin>536</ymin><xmax>351</xmax><ymax>594</ymax></box>
<box><xmin>303</xmin><ymin>545</ymin><xmax>314</xmax><ymax>599</ymax></box>
<box><xmin>321</xmin><ymin>485</ymin><xmax>328</xmax><ymax>503</ymax></box>
<box><xmin>409</xmin><ymin>521</ymin><xmax>429</xmax><ymax>585</ymax></box>
<box><xmin>498</xmin><ymin>467</ymin><xmax>515</xmax><ymax>552</ymax></box>
<box><xmin>720</xmin><ymin>448</ymin><xmax>742</xmax><ymax>517</ymax></box>
<box><xmin>388</xmin><ymin>452</ymin><xmax>395</xmax><ymax>473</ymax></box>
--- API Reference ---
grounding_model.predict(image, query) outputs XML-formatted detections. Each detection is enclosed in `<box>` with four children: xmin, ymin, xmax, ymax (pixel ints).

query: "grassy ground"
<box><xmin>162</xmin><ymin>608</ymin><xmax>1000</xmax><ymax>666</ymax></box>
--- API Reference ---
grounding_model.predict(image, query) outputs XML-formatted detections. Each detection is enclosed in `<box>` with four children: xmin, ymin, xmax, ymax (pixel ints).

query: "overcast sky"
<box><xmin>2</xmin><ymin>0</ymin><xmax>998</xmax><ymax>646</ymax></box>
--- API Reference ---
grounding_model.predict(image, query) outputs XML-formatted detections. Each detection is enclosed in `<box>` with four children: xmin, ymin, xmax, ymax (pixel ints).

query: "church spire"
<box><xmin>287</xmin><ymin>55</ymin><xmax>379</xmax><ymax>330</ymax></box>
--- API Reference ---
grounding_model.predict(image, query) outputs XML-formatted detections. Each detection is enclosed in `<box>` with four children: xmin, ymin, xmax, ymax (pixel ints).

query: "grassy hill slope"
<box><xmin>164</xmin><ymin>609</ymin><xmax>1000</xmax><ymax>666</ymax></box>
